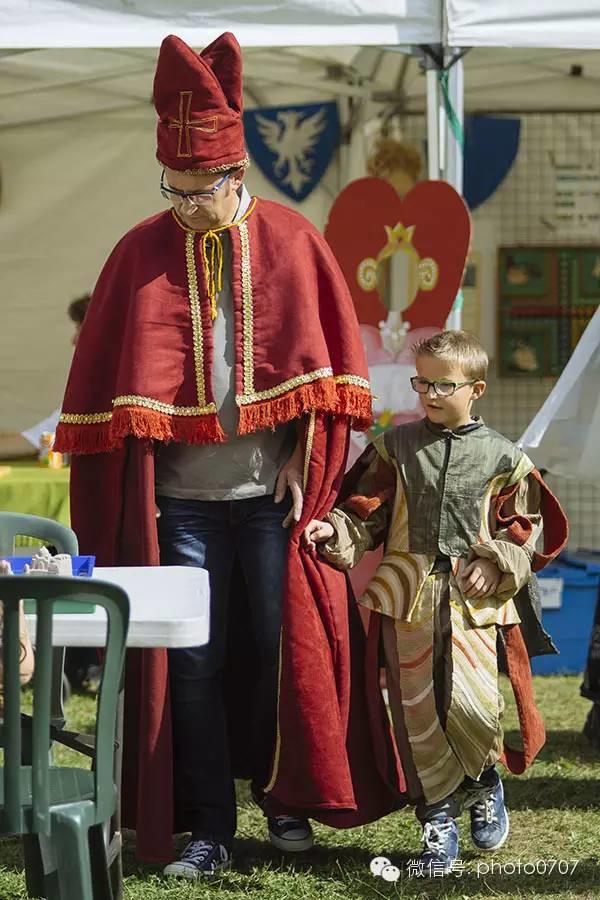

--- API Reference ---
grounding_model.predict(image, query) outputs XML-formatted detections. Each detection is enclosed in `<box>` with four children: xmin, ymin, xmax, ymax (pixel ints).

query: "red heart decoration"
<box><xmin>324</xmin><ymin>177</ymin><xmax>471</xmax><ymax>330</ymax></box>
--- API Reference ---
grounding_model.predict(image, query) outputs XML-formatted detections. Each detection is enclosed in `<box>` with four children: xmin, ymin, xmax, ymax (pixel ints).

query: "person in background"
<box><xmin>0</xmin><ymin>293</ymin><xmax>97</xmax><ymax>693</ymax></box>
<box><xmin>366</xmin><ymin>136</ymin><xmax>422</xmax><ymax>199</ymax></box>
<box><xmin>0</xmin><ymin>294</ymin><xmax>91</xmax><ymax>460</ymax></box>
<box><xmin>0</xmin><ymin>559</ymin><xmax>35</xmax><ymax>706</ymax></box>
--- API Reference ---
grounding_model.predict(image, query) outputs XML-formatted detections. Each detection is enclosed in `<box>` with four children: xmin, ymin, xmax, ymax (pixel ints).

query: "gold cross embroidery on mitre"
<box><xmin>169</xmin><ymin>91</ymin><xmax>218</xmax><ymax>158</ymax></box>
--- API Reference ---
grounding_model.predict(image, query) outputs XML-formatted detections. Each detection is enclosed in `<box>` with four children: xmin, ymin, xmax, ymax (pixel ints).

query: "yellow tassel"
<box><xmin>201</xmin><ymin>231</ymin><xmax>224</xmax><ymax>321</ymax></box>
<box><xmin>172</xmin><ymin>198</ymin><xmax>258</xmax><ymax>323</ymax></box>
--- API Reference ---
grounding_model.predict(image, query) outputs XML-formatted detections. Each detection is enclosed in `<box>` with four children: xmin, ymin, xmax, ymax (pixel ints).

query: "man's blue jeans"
<box><xmin>156</xmin><ymin>492</ymin><xmax>291</xmax><ymax>847</ymax></box>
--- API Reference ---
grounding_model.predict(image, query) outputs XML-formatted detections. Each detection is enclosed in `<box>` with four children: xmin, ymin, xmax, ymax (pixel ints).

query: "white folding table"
<box><xmin>26</xmin><ymin>565</ymin><xmax>210</xmax><ymax>649</ymax></box>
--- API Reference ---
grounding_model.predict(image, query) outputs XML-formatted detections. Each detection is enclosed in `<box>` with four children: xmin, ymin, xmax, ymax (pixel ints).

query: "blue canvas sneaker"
<box><xmin>163</xmin><ymin>838</ymin><xmax>231</xmax><ymax>879</ymax></box>
<box><xmin>469</xmin><ymin>770</ymin><xmax>510</xmax><ymax>851</ymax></box>
<box><xmin>419</xmin><ymin>815</ymin><xmax>459</xmax><ymax>875</ymax></box>
<box><xmin>268</xmin><ymin>815</ymin><xmax>314</xmax><ymax>852</ymax></box>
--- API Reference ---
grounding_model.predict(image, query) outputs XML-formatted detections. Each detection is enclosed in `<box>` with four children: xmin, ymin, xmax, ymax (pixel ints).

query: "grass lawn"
<box><xmin>1</xmin><ymin>675</ymin><xmax>599</xmax><ymax>899</ymax></box>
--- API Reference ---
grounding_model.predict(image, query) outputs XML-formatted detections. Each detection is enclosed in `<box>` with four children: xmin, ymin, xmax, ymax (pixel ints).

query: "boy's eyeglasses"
<box><xmin>160</xmin><ymin>169</ymin><xmax>231</xmax><ymax>206</ymax></box>
<box><xmin>410</xmin><ymin>376</ymin><xmax>476</xmax><ymax>398</ymax></box>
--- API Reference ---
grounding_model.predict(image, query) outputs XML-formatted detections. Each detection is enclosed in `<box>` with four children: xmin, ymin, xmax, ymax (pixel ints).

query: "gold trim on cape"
<box><xmin>185</xmin><ymin>231</ymin><xmax>209</xmax><ymax>408</ymax></box>
<box><xmin>239</xmin><ymin>220</ymin><xmax>255</xmax><ymax>397</ymax></box>
<box><xmin>59</xmin><ymin>411</ymin><xmax>113</xmax><ymax>425</ymax></box>
<box><xmin>113</xmin><ymin>395</ymin><xmax>216</xmax><ymax>416</ymax></box>
<box><xmin>236</xmin><ymin>368</ymin><xmax>335</xmax><ymax>406</ymax></box>
<box><xmin>334</xmin><ymin>374</ymin><xmax>370</xmax><ymax>390</ymax></box>
<box><xmin>303</xmin><ymin>411</ymin><xmax>316</xmax><ymax>491</ymax></box>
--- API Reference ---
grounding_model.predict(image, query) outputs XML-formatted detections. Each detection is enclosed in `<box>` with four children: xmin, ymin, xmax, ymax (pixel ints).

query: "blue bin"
<box><xmin>0</xmin><ymin>556</ymin><xmax>97</xmax><ymax>613</ymax></box>
<box><xmin>1</xmin><ymin>555</ymin><xmax>95</xmax><ymax>577</ymax></box>
<box><xmin>532</xmin><ymin>553</ymin><xmax>600</xmax><ymax>675</ymax></box>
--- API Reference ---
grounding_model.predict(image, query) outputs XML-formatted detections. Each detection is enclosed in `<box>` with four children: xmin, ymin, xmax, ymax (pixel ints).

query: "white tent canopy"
<box><xmin>2</xmin><ymin>0</ymin><xmax>600</xmax><ymax>431</ymax></box>
<box><xmin>5</xmin><ymin>44</ymin><xmax>600</xmax><ymax>134</ymax></box>
<box><xmin>0</xmin><ymin>0</ymin><xmax>441</xmax><ymax>49</ymax></box>
<box><xmin>4</xmin><ymin>1</ymin><xmax>600</xmax><ymax>51</ymax></box>
<box><xmin>448</xmin><ymin>1</ymin><xmax>600</xmax><ymax>51</ymax></box>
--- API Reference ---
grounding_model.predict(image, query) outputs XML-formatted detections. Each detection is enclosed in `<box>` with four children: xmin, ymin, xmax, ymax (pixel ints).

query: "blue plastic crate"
<box><xmin>0</xmin><ymin>556</ymin><xmax>96</xmax><ymax>614</ymax></box>
<box><xmin>533</xmin><ymin>553</ymin><xmax>600</xmax><ymax>675</ymax></box>
<box><xmin>1</xmin><ymin>556</ymin><xmax>95</xmax><ymax>577</ymax></box>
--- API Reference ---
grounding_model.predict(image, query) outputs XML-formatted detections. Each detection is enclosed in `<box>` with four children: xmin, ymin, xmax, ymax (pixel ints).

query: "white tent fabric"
<box><xmin>5</xmin><ymin>1</ymin><xmax>600</xmax><ymax>52</ymax></box>
<box><xmin>3</xmin><ymin>1</ymin><xmax>600</xmax><ymax>430</ymax></box>
<box><xmin>448</xmin><ymin>0</ymin><xmax>600</xmax><ymax>51</ymax></box>
<box><xmin>520</xmin><ymin>307</ymin><xmax>600</xmax><ymax>483</ymax></box>
<box><xmin>0</xmin><ymin>0</ymin><xmax>441</xmax><ymax>49</ymax></box>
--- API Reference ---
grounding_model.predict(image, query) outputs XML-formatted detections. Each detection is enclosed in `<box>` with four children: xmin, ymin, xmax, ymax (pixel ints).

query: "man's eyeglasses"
<box><xmin>410</xmin><ymin>376</ymin><xmax>476</xmax><ymax>398</ymax></box>
<box><xmin>160</xmin><ymin>169</ymin><xmax>231</xmax><ymax>206</ymax></box>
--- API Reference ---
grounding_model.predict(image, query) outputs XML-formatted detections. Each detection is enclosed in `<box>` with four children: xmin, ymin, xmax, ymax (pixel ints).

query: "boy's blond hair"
<box><xmin>412</xmin><ymin>330</ymin><xmax>488</xmax><ymax>381</ymax></box>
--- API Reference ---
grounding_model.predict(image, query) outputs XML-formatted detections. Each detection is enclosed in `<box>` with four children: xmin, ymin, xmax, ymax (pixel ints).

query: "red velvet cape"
<box><xmin>57</xmin><ymin>198</ymin><xmax>403</xmax><ymax>861</ymax></box>
<box><xmin>56</xmin><ymin>199</ymin><xmax>370</xmax><ymax>454</ymax></box>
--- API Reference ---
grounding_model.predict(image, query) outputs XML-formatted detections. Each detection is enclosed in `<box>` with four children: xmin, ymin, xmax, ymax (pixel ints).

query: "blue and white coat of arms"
<box><xmin>244</xmin><ymin>102</ymin><xmax>340</xmax><ymax>202</ymax></box>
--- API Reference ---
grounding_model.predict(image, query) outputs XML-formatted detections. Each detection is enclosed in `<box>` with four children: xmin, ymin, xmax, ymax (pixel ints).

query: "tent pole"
<box><xmin>426</xmin><ymin>68</ymin><xmax>441</xmax><ymax>180</ymax></box>
<box><xmin>422</xmin><ymin>44</ymin><xmax>466</xmax><ymax>330</ymax></box>
<box><xmin>444</xmin><ymin>53</ymin><xmax>465</xmax><ymax>330</ymax></box>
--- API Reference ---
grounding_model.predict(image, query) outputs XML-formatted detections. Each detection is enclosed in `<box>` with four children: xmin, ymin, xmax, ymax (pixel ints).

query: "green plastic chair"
<box><xmin>0</xmin><ymin>512</ymin><xmax>78</xmax><ymax>557</ymax></box>
<box><xmin>0</xmin><ymin>512</ymin><xmax>81</xmax><ymax>894</ymax></box>
<box><xmin>0</xmin><ymin>576</ymin><xmax>129</xmax><ymax>900</ymax></box>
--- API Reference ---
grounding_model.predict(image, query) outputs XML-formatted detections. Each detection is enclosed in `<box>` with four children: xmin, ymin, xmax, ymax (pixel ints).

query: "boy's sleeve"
<box><xmin>319</xmin><ymin>437</ymin><xmax>396</xmax><ymax>570</ymax></box>
<box><xmin>469</xmin><ymin>468</ymin><xmax>568</xmax><ymax>598</ymax></box>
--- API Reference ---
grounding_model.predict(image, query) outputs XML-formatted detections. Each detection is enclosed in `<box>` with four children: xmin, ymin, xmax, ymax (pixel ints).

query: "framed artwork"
<box><xmin>577</xmin><ymin>250</ymin><xmax>600</xmax><ymax>301</ymax></box>
<box><xmin>461</xmin><ymin>251</ymin><xmax>482</xmax><ymax>337</ymax></box>
<box><xmin>498</xmin><ymin>248</ymin><xmax>552</xmax><ymax>297</ymax></box>
<box><xmin>498</xmin><ymin>245</ymin><xmax>600</xmax><ymax>377</ymax></box>
<box><xmin>499</xmin><ymin>320</ymin><xmax>553</xmax><ymax>377</ymax></box>
<box><xmin>571</xmin><ymin>311</ymin><xmax>595</xmax><ymax>347</ymax></box>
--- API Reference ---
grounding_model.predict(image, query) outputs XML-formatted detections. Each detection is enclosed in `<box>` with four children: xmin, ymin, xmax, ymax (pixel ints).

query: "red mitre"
<box><xmin>153</xmin><ymin>32</ymin><xmax>248</xmax><ymax>174</ymax></box>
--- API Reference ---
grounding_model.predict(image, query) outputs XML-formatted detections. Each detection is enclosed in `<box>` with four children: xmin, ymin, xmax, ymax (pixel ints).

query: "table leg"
<box><xmin>107</xmin><ymin>682</ymin><xmax>124</xmax><ymax>900</ymax></box>
<box><xmin>49</xmin><ymin>648</ymin><xmax>66</xmax><ymax>733</ymax></box>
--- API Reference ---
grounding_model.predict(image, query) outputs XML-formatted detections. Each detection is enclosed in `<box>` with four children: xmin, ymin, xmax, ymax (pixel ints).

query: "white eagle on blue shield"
<box><xmin>254</xmin><ymin>107</ymin><xmax>327</xmax><ymax>196</ymax></box>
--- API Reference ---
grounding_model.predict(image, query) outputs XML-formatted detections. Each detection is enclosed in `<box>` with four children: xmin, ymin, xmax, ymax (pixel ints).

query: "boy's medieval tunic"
<box><xmin>321</xmin><ymin>418</ymin><xmax>568</xmax><ymax>805</ymax></box>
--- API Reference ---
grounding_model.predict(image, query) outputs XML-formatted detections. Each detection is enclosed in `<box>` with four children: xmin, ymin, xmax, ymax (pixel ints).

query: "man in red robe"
<box><xmin>56</xmin><ymin>32</ymin><xmax>402</xmax><ymax>877</ymax></box>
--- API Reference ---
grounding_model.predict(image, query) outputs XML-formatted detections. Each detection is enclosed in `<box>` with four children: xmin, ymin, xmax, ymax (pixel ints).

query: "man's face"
<box><xmin>163</xmin><ymin>167</ymin><xmax>245</xmax><ymax>230</ymax></box>
<box><xmin>72</xmin><ymin>324</ymin><xmax>82</xmax><ymax>347</ymax></box>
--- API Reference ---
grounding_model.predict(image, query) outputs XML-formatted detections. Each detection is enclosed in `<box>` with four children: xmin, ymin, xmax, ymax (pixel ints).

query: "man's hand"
<box><xmin>275</xmin><ymin>443</ymin><xmax>304</xmax><ymax>528</ymax></box>
<box><xmin>303</xmin><ymin>519</ymin><xmax>334</xmax><ymax>547</ymax></box>
<box><xmin>460</xmin><ymin>557</ymin><xmax>502</xmax><ymax>599</ymax></box>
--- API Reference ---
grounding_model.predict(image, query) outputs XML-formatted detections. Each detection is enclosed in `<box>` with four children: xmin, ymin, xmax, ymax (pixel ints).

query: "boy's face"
<box><xmin>414</xmin><ymin>354</ymin><xmax>486</xmax><ymax>430</ymax></box>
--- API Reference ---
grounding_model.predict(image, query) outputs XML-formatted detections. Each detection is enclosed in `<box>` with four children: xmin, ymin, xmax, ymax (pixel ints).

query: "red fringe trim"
<box><xmin>238</xmin><ymin>380</ymin><xmax>372</xmax><ymax>435</ymax></box>
<box><xmin>54</xmin><ymin>409</ymin><xmax>226</xmax><ymax>456</ymax></box>
<box><xmin>55</xmin><ymin>422</ymin><xmax>118</xmax><ymax>455</ymax></box>
<box><xmin>111</xmin><ymin>408</ymin><xmax>226</xmax><ymax>445</ymax></box>
<box><xmin>55</xmin><ymin>381</ymin><xmax>371</xmax><ymax>455</ymax></box>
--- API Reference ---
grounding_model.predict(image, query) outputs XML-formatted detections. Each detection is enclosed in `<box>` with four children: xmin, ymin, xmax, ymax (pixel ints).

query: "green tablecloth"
<box><xmin>0</xmin><ymin>460</ymin><xmax>70</xmax><ymax>525</ymax></box>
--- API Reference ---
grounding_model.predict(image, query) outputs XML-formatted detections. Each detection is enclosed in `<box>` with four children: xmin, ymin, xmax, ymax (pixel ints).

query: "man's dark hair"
<box><xmin>67</xmin><ymin>293</ymin><xmax>91</xmax><ymax>326</ymax></box>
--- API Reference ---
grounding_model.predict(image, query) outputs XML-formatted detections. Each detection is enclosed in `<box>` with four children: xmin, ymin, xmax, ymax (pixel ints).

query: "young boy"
<box><xmin>304</xmin><ymin>330</ymin><xmax>568</xmax><ymax>873</ymax></box>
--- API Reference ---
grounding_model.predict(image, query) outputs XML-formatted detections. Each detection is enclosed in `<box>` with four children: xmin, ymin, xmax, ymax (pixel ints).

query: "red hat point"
<box><xmin>154</xmin><ymin>33</ymin><xmax>248</xmax><ymax>174</ymax></box>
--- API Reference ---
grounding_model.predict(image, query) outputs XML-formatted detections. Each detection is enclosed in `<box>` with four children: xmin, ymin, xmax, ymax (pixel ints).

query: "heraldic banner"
<box><xmin>244</xmin><ymin>101</ymin><xmax>340</xmax><ymax>202</ymax></box>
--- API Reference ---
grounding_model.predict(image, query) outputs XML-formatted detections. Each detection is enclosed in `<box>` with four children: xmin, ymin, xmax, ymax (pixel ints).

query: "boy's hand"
<box><xmin>303</xmin><ymin>519</ymin><xmax>334</xmax><ymax>547</ymax></box>
<box><xmin>460</xmin><ymin>557</ymin><xmax>502</xmax><ymax>599</ymax></box>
